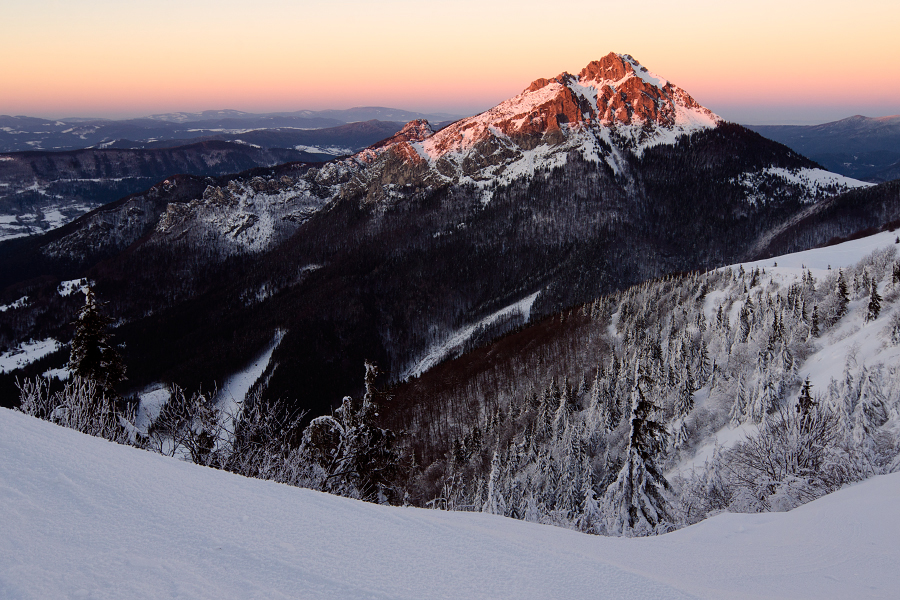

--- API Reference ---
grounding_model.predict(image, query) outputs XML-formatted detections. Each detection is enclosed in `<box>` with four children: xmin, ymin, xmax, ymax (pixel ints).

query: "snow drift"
<box><xmin>1</xmin><ymin>407</ymin><xmax>898</xmax><ymax>599</ymax></box>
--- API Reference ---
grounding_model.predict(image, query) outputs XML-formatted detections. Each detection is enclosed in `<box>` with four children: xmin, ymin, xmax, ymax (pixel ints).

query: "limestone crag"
<box><xmin>338</xmin><ymin>53</ymin><xmax>722</xmax><ymax>198</ymax></box>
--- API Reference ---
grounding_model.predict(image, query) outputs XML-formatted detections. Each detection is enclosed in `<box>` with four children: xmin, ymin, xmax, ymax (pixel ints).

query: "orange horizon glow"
<box><xmin>3</xmin><ymin>0</ymin><xmax>898</xmax><ymax>125</ymax></box>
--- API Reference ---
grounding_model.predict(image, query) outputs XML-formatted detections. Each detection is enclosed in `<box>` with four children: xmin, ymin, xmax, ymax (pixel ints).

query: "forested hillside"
<box><xmin>3</xmin><ymin>124</ymin><xmax>884</xmax><ymax>418</ymax></box>
<box><xmin>11</xmin><ymin>231</ymin><xmax>900</xmax><ymax>539</ymax></box>
<box><xmin>384</xmin><ymin>232</ymin><xmax>900</xmax><ymax>533</ymax></box>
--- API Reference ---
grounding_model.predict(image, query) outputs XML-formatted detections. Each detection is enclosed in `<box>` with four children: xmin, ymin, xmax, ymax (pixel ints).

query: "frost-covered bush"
<box><xmin>722</xmin><ymin>406</ymin><xmax>859</xmax><ymax>512</ymax></box>
<box><xmin>17</xmin><ymin>376</ymin><xmax>137</xmax><ymax>445</ymax></box>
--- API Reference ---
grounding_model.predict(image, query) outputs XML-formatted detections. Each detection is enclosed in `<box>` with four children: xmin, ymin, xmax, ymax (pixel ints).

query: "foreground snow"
<box><xmin>1</xmin><ymin>408</ymin><xmax>897</xmax><ymax>599</ymax></box>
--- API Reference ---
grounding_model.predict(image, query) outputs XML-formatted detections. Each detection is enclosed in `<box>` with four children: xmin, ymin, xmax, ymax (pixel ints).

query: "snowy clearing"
<box><xmin>0</xmin><ymin>296</ymin><xmax>27</xmax><ymax>312</ymax></box>
<box><xmin>1</xmin><ymin>408</ymin><xmax>897</xmax><ymax>600</ymax></box>
<box><xmin>735</xmin><ymin>167</ymin><xmax>872</xmax><ymax>205</ymax></box>
<box><xmin>403</xmin><ymin>292</ymin><xmax>540</xmax><ymax>380</ymax></box>
<box><xmin>0</xmin><ymin>338</ymin><xmax>60</xmax><ymax>374</ymax></box>
<box><xmin>41</xmin><ymin>367</ymin><xmax>71</xmax><ymax>381</ymax></box>
<box><xmin>135</xmin><ymin>384</ymin><xmax>171</xmax><ymax>432</ymax></box>
<box><xmin>216</xmin><ymin>329</ymin><xmax>286</xmax><ymax>421</ymax></box>
<box><xmin>57</xmin><ymin>278</ymin><xmax>89</xmax><ymax>297</ymax></box>
<box><xmin>740</xmin><ymin>229</ymin><xmax>900</xmax><ymax>273</ymax></box>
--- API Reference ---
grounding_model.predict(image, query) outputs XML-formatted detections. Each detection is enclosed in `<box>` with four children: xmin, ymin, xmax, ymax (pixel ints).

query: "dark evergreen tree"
<box><xmin>303</xmin><ymin>360</ymin><xmax>399</xmax><ymax>503</ymax></box>
<box><xmin>810</xmin><ymin>305</ymin><xmax>820</xmax><ymax>338</ymax></box>
<box><xmin>68</xmin><ymin>286</ymin><xmax>126</xmax><ymax>391</ymax></box>
<box><xmin>836</xmin><ymin>269</ymin><xmax>850</xmax><ymax>319</ymax></box>
<box><xmin>674</xmin><ymin>363</ymin><xmax>696</xmax><ymax>418</ymax></box>
<box><xmin>739</xmin><ymin>300</ymin><xmax>753</xmax><ymax>343</ymax></box>
<box><xmin>866</xmin><ymin>279</ymin><xmax>881</xmax><ymax>323</ymax></box>
<box><xmin>697</xmin><ymin>341</ymin><xmax>712</xmax><ymax>385</ymax></box>
<box><xmin>797</xmin><ymin>377</ymin><xmax>816</xmax><ymax>419</ymax></box>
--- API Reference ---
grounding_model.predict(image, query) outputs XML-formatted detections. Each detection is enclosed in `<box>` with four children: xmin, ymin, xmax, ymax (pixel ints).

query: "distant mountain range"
<box><xmin>0</xmin><ymin>108</ymin><xmax>468</xmax><ymax>242</ymax></box>
<box><xmin>747</xmin><ymin>115</ymin><xmax>900</xmax><ymax>182</ymax></box>
<box><xmin>0</xmin><ymin>107</ymin><xmax>465</xmax><ymax>153</ymax></box>
<box><xmin>0</xmin><ymin>120</ymin><xmax>416</xmax><ymax>241</ymax></box>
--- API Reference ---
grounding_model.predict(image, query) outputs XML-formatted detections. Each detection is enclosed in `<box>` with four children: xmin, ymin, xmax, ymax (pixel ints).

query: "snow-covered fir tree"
<box><xmin>602</xmin><ymin>364</ymin><xmax>671</xmax><ymax>536</ymax></box>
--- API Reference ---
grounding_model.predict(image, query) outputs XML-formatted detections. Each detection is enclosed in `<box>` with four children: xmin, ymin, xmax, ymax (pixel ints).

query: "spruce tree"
<box><xmin>797</xmin><ymin>377</ymin><xmax>816</xmax><ymax>419</ymax></box>
<box><xmin>836</xmin><ymin>269</ymin><xmax>850</xmax><ymax>319</ymax></box>
<box><xmin>810</xmin><ymin>305</ymin><xmax>820</xmax><ymax>337</ymax></box>
<box><xmin>674</xmin><ymin>363</ymin><xmax>696</xmax><ymax>418</ymax></box>
<box><xmin>866</xmin><ymin>279</ymin><xmax>881</xmax><ymax>323</ymax></box>
<box><xmin>697</xmin><ymin>341</ymin><xmax>711</xmax><ymax>385</ymax></box>
<box><xmin>68</xmin><ymin>286</ymin><xmax>126</xmax><ymax>391</ymax></box>
<box><xmin>327</xmin><ymin>360</ymin><xmax>399</xmax><ymax>502</ymax></box>
<box><xmin>602</xmin><ymin>366</ymin><xmax>671</xmax><ymax>536</ymax></box>
<box><xmin>482</xmin><ymin>450</ymin><xmax>507</xmax><ymax>515</ymax></box>
<box><xmin>729</xmin><ymin>377</ymin><xmax>747</xmax><ymax>426</ymax></box>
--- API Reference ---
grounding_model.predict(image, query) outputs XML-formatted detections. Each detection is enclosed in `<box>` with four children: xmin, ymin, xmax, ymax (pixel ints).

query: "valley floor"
<box><xmin>1</xmin><ymin>408</ymin><xmax>897</xmax><ymax>600</ymax></box>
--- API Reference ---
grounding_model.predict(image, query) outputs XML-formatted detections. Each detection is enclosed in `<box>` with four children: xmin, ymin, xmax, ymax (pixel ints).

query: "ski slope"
<box><xmin>1</xmin><ymin>408</ymin><xmax>898</xmax><ymax>599</ymax></box>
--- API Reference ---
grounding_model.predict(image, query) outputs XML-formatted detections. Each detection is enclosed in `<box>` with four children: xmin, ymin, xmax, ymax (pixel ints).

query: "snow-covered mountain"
<box><xmin>2</xmin><ymin>406</ymin><xmax>898</xmax><ymax>599</ymax></box>
<box><xmin>343</xmin><ymin>53</ymin><xmax>722</xmax><ymax>194</ymax></box>
<box><xmin>2</xmin><ymin>53</ymin><xmax>896</xmax><ymax>420</ymax></box>
<box><xmin>39</xmin><ymin>54</ymin><xmax>870</xmax><ymax>260</ymax></box>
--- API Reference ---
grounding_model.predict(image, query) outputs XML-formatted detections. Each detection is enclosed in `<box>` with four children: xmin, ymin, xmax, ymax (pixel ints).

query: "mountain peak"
<box><xmin>356</xmin><ymin>54</ymin><xmax>722</xmax><ymax>184</ymax></box>
<box><xmin>578</xmin><ymin>52</ymin><xmax>641</xmax><ymax>83</ymax></box>
<box><xmin>394</xmin><ymin>119</ymin><xmax>435</xmax><ymax>142</ymax></box>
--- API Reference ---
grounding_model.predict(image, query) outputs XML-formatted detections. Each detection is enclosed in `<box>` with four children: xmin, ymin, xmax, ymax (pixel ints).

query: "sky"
<box><xmin>2</xmin><ymin>0</ymin><xmax>898</xmax><ymax>125</ymax></box>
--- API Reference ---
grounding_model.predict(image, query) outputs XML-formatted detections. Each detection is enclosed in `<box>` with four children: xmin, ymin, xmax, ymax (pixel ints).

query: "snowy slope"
<box><xmin>737</xmin><ymin>229</ymin><xmax>900</xmax><ymax>394</ymax></box>
<box><xmin>402</xmin><ymin>291</ymin><xmax>540</xmax><ymax>380</ymax></box>
<box><xmin>675</xmin><ymin>230</ymin><xmax>900</xmax><ymax>474</ymax></box>
<box><xmin>0</xmin><ymin>338</ymin><xmax>60</xmax><ymax>374</ymax></box>
<box><xmin>735</xmin><ymin>166</ymin><xmax>873</xmax><ymax>205</ymax></box>
<box><xmin>2</xmin><ymin>407</ymin><xmax>898</xmax><ymax>600</ymax></box>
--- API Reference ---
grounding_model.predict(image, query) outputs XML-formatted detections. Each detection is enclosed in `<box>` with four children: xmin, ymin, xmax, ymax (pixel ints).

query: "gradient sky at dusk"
<box><xmin>3</xmin><ymin>0</ymin><xmax>898</xmax><ymax>124</ymax></box>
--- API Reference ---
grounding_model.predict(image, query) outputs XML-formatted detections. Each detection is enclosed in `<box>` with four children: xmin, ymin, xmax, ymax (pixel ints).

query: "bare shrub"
<box><xmin>17</xmin><ymin>376</ymin><xmax>137</xmax><ymax>445</ymax></box>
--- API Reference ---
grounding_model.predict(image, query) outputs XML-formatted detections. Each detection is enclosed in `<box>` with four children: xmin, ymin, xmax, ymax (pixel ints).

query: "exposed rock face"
<box><xmin>150</xmin><ymin>167</ymin><xmax>339</xmax><ymax>255</ymax></box>
<box><xmin>41</xmin><ymin>176</ymin><xmax>210</xmax><ymax>261</ymax></box>
<box><xmin>370</xmin><ymin>119</ymin><xmax>436</xmax><ymax>149</ymax></box>
<box><xmin>326</xmin><ymin>53</ymin><xmax>723</xmax><ymax>202</ymax></box>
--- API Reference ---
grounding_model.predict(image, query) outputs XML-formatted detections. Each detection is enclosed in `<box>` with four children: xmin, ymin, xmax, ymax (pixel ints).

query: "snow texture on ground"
<box><xmin>135</xmin><ymin>385</ymin><xmax>171</xmax><ymax>432</ymax></box>
<box><xmin>41</xmin><ymin>367</ymin><xmax>70</xmax><ymax>381</ymax></box>
<box><xmin>1</xmin><ymin>407</ymin><xmax>898</xmax><ymax>600</ymax></box>
<box><xmin>740</xmin><ymin>229</ymin><xmax>899</xmax><ymax>272</ymax></box>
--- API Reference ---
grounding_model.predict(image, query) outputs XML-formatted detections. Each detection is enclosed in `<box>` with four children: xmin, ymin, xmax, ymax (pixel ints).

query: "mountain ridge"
<box><xmin>0</xmin><ymin>53</ymin><xmax>892</xmax><ymax>419</ymax></box>
<box><xmin>746</xmin><ymin>114</ymin><xmax>900</xmax><ymax>182</ymax></box>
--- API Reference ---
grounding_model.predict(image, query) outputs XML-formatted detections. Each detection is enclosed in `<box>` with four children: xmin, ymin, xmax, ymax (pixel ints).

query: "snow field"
<box><xmin>1</xmin><ymin>407</ymin><xmax>898</xmax><ymax>599</ymax></box>
<box><xmin>0</xmin><ymin>338</ymin><xmax>60</xmax><ymax>374</ymax></box>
